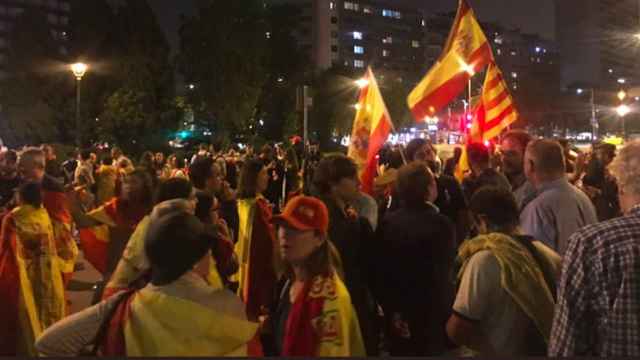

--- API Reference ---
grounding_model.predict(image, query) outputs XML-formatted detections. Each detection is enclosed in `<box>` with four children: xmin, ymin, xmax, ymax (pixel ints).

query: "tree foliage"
<box><xmin>177</xmin><ymin>0</ymin><xmax>269</xmax><ymax>141</ymax></box>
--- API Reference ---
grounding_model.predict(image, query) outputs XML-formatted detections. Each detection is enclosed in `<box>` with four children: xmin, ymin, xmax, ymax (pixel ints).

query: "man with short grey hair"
<box><xmin>550</xmin><ymin>140</ymin><xmax>640</xmax><ymax>356</ymax></box>
<box><xmin>520</xmin><ymin>139</ymin><xmax>596</xmax><ymax>255</ymax></box>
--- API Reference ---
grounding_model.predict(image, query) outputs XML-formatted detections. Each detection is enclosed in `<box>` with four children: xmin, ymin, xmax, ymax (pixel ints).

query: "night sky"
<box><xmin>150</xmin><ymin>0</ymin><xmax>556</xmax><ymax>54</ymax></box>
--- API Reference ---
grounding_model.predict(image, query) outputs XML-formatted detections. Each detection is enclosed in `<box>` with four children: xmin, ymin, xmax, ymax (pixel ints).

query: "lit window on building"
<box><xmin>511</xmin><ymin>72</ymin><xmax>517</xmax><ymax>78</ymax></box>
<box><xmin>344</xmin><ymin>2</ymin><xmax>359</xmax><ymax>11</ymax></box>
<box><xmin>354</xmin><ymin>46</ymin><xmax>364</xmax><ymax>54</ymax></box>
<box><xmin>535</xmin><ymin>46</ymin><xmax>541</xmax><ymax>53</ymax></box>
<box><xmin>510</xmin><ymin>50</ymin><xmax>517</xmax><ymax>56</ymax></box>
<box><xmin>266</xmin><ymin>32</ymin><xmax>271</xmax><ymax>39</ymax></box>
<box><xmin>363</xmin><ymin>7</ymin><xmax>372</xmax><ymax>14</ymax></box>
<box><xmin>494</xmin><ymin>36</ymin><xmax>503</xmax><ymax>45</ymax></box>
<box><xmin>412</xmin><ymin>40</ymin><xmax>420</xmax><ymax>48</ymax></box>
<box><xmin>353</xmin><ymin>31</ymin><xmax>363</xmax><ymax>40</ymax></box>
<box><xmin>496</xmin><ymin>48</ymin><xmax>502</xmax><ymax>55</ymax></box>
<box><xmin>382</xmin><ymin>9</ymin><xmax>402</xmax><ymax>19</ymax></box>
<box><xmin>383</xmin><ymin>49</ymin><xmax>390</xmax><ymax>57</ymax></box>
<box><xmin>382</xmin><ymin>36</ymin><xmax>393</xmax><ymax>44</ymax></box>
<box><xmin>330</xmin><ymin>2</ymin><xmax>335</xmax><ymax>10</ymax></box>
<box><xmin>513</xmin><ymin>83</ymin><xmax>518</xmax><ymax>90</ymax></box>
<box><xmin>354</xmin><ymin>60</ymin><xmax>365</xmax><ymax>68</ymax></box>
<box><xmin>422</xmin><ymin>19</ymin><xmax>426</xmax><ymax>27</ymax></box>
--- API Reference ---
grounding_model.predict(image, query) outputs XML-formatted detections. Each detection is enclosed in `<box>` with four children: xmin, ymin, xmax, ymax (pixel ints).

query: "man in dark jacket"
<box><xmin>312</xmin><ymin>154</ymin><xmax>378</xmax><ymax>355</ymax></box>
<box><xmin>374</xmin><ymin>162</ymin><xmax>456</xmax><ymax>356</ymax></box>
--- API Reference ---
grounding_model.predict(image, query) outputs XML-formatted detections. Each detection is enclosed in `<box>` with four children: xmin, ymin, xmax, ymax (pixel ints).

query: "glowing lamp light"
<box><xmin>484</xmin><ymin>140</ymin><xmax>490</xmax><ymax>147</ymax></box>
<box><xmin>353</xmin><ymin>103</ymin><xmax>362</xmax><ymax>110</ymax></box>
<box><xmin>618</xmin><ymin>90</ymin><xmax>627</xmax><ymax>101</ymax></box>
<box><xmin>70</xmin><ymin>62</ymin><xmax>88</xmax><ymax>80</ymax></box>
<box><xmin>466</xmin><ymin>123</ymin><xmax>472</xmax><ymax>129</ymax></box>
<box><xmin>355</xmin><ymin>78</ymin><xmax>369</xmax><ymax>89</ymax></box>
<box><xmin>458</xmin><ymin>58</ymin><xmax>476</xmax><ymax>76</ymax></box>
<box><xmin>576</xmin><ymin>88</ymin><xmax>583</xmax><ymax>95</ymax></box>
<box><xmin>616</xmin><ymin>104</ymin><xmax>631</xmax><ymax>117</ymax></box>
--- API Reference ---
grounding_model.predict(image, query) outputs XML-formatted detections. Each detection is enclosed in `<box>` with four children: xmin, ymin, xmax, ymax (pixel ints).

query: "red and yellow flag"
<box><xmin>347</xmin><ymin>67</ymin><xmax>394</xmax><ymax>195</ymax></box>
<box><xmin>407</xmin><ymin>0</ymin><xmax>492</xmax><ymax>121</ymax></box>
<box><xmin>470</xmin><ymin>61</ymin><xmax>518</xmax><ymax>141</ymax></box>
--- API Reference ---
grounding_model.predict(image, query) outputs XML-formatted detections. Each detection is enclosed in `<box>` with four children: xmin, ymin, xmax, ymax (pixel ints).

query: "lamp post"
<box><xmin>616</xmin><ymin>104</ymin><xmax>631</xmax><ymax>139</ymax></box>
<box><xmin>71</xmin><ymin>63</ymin><xmax>88</xmax><ymax>147</ymax></box>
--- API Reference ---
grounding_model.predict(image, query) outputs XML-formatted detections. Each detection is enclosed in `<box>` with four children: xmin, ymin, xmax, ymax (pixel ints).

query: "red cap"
<box><xmin>271</xmin><ymin>196</ymin><xmax>329</xmax><ymax>234</ymax></box>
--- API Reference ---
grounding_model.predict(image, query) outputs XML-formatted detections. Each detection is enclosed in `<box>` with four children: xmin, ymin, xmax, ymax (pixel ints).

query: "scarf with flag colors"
<box><xmin>42</xmin><ymin>189</ymin><xmax>78</xmax><ymax>283</ymax></box>
<box><xmin>457</xmin><ymin>233</ymin><xmax>555</xmax><ymax>343</ymax></box>
<box><xmin>407</xmin><ymin>0</ymin><xmax>492</xmax><ymax>121</ymax></box>
<box><xmin>98</xmin><ymin>276</ymin><xmax>259</xmax><ymax>356</ymax></box>
<box><xmin>78</xmin><ymin>198</ymin><xmax>145</xmax><ymax>275</ymax></box>
<box><xmin>348</xmin><ymin>67</ymin><xmax>394</xmax><ymax>195</ymax></box>
<box><xmin>282</xmin><ymin>272</ymin><xmax>365</xmax><ymax>356</ymax></box>
<box><xmin>0</xmin><ymin>205</ymin><xmax>65</xmax><ymax>356</ymax></box>
<box><xmin>234</xmin><ymin>196</ymin><xmax>277</xmax><ymax>320</ymax></box>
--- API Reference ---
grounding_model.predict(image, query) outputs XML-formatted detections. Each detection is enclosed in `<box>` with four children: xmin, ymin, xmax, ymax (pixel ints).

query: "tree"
<box><xmin>308</xmin><ymin>66</ymin><xmax>360</xmax><ymax>149</ymax></box>
<box><xmin>177</xmin><ymin>0</ymin><xmax>269</xmax><ymax>142</ymax></box>
<box><xmin>0</xmin><ymin>7</ymin><xmax>74</xmax><ymax>146</ymax></box>
<box><xmin>92</xmin><ymin>0</ymin><xmax>180</xmax><ymax>153</ymax></box>
<box><xmin>253</xmin><ymin>3</ymin><xmax>309</xmax><ymax>143</ymax></box>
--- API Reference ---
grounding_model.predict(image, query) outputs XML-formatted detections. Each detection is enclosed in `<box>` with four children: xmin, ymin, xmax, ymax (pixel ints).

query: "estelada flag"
<box><xmin>470</xmin><ymin>61</ymin><xmax>518</xmax><ymax>141</ymax></box>
<box><xmin>407</xmin><ymin>0</ymin><xmax>493</xmax><ymax>121</ymax></box>
<box><xmin>347</xmin><ymin>67</ymin><xmax>394</xmax><ymax>195</ymax></box>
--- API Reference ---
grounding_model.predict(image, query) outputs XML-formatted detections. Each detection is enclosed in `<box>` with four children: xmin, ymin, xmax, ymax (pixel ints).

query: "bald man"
<box><xmin>520</xmin><ymin>140</ymin><xmax>597</xmax><ymax>255</ymax></box>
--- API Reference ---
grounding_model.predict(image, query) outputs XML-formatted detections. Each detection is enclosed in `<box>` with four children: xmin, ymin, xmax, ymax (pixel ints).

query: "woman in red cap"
<box><xmin>267</xmin><ymin>196</ymin><xmax>365</xmax><ymax>357</ymax></box>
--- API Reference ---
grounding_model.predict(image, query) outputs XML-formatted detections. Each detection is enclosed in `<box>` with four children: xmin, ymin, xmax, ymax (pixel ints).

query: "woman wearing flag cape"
<box><xmin>0</xmin><ymin>182</ymin><xmax>65</xmax><ymax>356</ymax></box>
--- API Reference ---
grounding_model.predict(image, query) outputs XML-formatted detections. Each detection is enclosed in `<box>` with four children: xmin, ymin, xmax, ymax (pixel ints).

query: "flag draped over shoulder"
<box><xmin>79</xmin><ymin>199</ymin><xmax>120</xmax><ymax>275</ymax></box>
<box><xmin>100</xmin><ymin>287</ymin><xmax>259</xmax><ymax>356</ymax></box>
<box><xmin>407</xmin><ymin>0</ymin><xmax>492</xmax><ymax>121</ymax></box>
<box><xmin>470</xmin><ymin>61</ymin><xmax>518</xmax><ymax>141</ymax></box>
<box><xmin>233</xmin><ymin>196</ymin><xmax>277</xmax><ymax>320</ymax></box>
<box><xmin>347</xmin><ymin>67</ymin><xmax>394</xmax><ymax>194</ymax></box>
<box><xmin>42</xmin><ymin>190</ymin><xmax>78</xmax><ymax>283</ymax></box>
<box><xmin>0</xmin><ymin>205</ymin><xmax>65</xmax><ymax>356</ymax></box>
<box><xmin>282</xmin><ymin>273</ymin><xmax>365</xmax><ymax>357</ymax></box>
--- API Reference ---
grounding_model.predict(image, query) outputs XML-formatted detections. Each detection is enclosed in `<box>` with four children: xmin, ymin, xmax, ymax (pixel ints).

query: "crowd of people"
<box><xmin>0</xmin><ymin>131</ymin><xmax>639</xmax><ymax>357</ymax></box>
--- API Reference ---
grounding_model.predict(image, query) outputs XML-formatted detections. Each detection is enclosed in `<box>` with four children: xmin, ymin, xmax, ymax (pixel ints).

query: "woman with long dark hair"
<box><xmin>267</xmin><ymin>196</ymin><xmax>364</xmax><ymax>356</ymax></box>
<box><xmin>234</xmin><ymin>158</ymin><xmax>276</xmax><ymax>321</ymax></box>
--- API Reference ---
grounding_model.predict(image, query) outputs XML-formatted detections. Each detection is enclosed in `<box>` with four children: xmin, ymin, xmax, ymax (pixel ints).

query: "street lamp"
<box><xmin>616</xmin><ymin>104</ymin><xmax>631</xmax><ymax>139</ymax></box>
<box><xmin>618</xmin><ymin>90</ymin><xmax>627</xmax><ymax>101</ymax></box>
<box><xmin>71</xmin><ymin>62</ymin><xmax>88</xmax><ymax>147</ymax></box>
<box><xmin>355</xmin><ymin>78</ymin><xmax>369</xmax><ymax>89</ymax></box>
<box><xmin>577</xmin><ymin>87</ymin><xmax>599</xmax><ymax>141</ymax></box>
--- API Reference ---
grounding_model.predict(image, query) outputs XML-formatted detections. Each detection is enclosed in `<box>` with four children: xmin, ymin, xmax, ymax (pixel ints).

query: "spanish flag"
<box><xmin>407</xmin><ymin>0</ymin><xmax>492</xmax><ymax>121</ymax></box>
<box><xmin>347</xmin><ymin>67</ymin><xmax>394</xmax><ymax>195</ymax></box>
<box><xmin>234</xmin><ymin>196</ymin><xmax>277</xmax><ymax>321</ymax></box>
<box><xmin>0</xmin><ymin>205</ymin><xmax>65</xmax><ymax>356</ymax></box>
<box><xmin>42</xmin><ymin>190</ymin><xmax>78</xmax><ymax>284</ymax></box>
<box><xmin>470</xmin><ymin>61</ymin><xmax>518</xmax><ymax>141</ymax></box>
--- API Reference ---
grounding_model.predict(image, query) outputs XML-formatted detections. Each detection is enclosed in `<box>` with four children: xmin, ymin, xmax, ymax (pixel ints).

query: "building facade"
<box><xmin>269</xmin><ymin>0</ymin><xmax>427</xmax><ymax>83</ymax></box>
<box><xmin>556</xmin><ymin>0</ymin><xmax>640</xmax><ymax>89</ymax></box>
<box><xmin>0</xmin><ymin>0</ymin><xmax>70</xmax><ymax>79</ymax></box>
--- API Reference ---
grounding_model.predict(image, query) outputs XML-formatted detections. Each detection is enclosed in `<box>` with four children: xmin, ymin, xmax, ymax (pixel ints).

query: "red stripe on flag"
<box><xmin>484</xmin><ymin>72</ymin><xmax>503</xmax><ymax>92</ymax></box>
<box><xmin>484</xmin><ymin>90</ymin><xmax>510</xmax><ymax>112</ymax></box>
<box><xmin>79</xmin><ymin>228</ymin><xmax>108</xmax><ymax>275</ymax></box>
<box><xmin>0</xmin><ymin>224</ymin><xmax>19</xmax><ymax>356</ymax></box>
<box><xmin>484</xmin><ymin>104</ymin><xmax>515</xmax><ymax>130</ymax></box>
<box><xmin>410</xmin><ymin>43</ymin><xmax>492</xmax><ymax>121</ymax></box>
<box><xmin>361</xmin><ymin>116</ymin><xmax>392</xmax><ymax>194</ymax></box>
